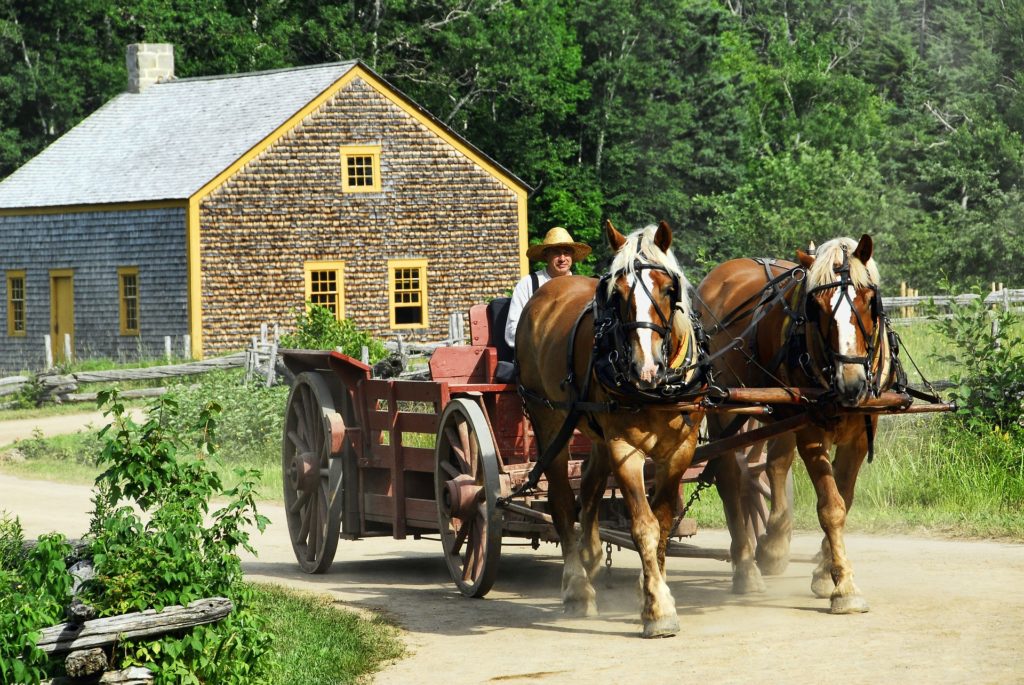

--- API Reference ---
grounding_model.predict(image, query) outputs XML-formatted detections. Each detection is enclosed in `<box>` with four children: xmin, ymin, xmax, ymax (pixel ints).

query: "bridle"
<box><xmin>801</xmin><ymin>244</ymin><xmax>885</xmax><ymax>394</ymax></box>
<box><xmin>592</xmin><ymin>256</ymin><xmax>703</xmax><ymax>400</ymax></box>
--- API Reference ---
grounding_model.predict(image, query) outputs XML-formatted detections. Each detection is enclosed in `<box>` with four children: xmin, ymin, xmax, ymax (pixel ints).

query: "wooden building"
<box><xmin>0</xmin><ymin>44</ymin><xmax>528</xmax><ymax>370</ymax></box>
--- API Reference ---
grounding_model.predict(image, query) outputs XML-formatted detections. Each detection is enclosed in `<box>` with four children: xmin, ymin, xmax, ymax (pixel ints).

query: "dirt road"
<box><xmin>3</xmin><ymin>472</ymin><xmax>1022</xmax><ymax>684</ymax></box>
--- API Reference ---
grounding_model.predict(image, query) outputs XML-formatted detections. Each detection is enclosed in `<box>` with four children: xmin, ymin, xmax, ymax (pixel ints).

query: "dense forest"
<box><xmin>1</xmin><ymin>0</ymin><xmax>1021</xmax><ymax>288</ymax></box>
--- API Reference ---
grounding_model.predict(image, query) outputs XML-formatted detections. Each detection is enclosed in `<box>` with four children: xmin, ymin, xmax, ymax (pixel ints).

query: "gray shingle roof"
<box><xmin>0</xmin><ymin>61</ymin><xmax>358</xmax><ymax>208</ymax></box>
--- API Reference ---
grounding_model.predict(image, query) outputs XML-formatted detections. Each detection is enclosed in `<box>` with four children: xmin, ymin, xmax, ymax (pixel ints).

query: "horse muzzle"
<box><xmin>834</xmin><ymin>357</ymin><xmax>869</xmax><ymax>407</ymax></box>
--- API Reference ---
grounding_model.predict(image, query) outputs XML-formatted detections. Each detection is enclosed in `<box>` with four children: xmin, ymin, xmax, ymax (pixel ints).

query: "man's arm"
<box><xmin>504</xmin><ymin>277</ymin><xmax>531</xmax><ymax>348</ymax></box>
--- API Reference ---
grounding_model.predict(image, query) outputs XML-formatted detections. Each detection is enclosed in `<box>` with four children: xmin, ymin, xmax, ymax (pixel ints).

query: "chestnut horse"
<box><xmin>696</xmin><ymin>235</ymin><xmax>896</xmax><ymax>613</ymax></box>
<box><xmin>516</xmin><ymin>221</ymin><xmax>704</xmax><ymax>638</ymax></box>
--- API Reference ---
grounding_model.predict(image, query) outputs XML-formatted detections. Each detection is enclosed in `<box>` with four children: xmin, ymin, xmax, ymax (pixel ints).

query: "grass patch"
<box><xmin>687</xmin><ymin>414</ymin><xmax>1024</xmax><ymax>541</ymax></box>
<box><xmin>252</xmin><ymin>583</ymin><xmax>404</xmax><ymax>685</ymax></box>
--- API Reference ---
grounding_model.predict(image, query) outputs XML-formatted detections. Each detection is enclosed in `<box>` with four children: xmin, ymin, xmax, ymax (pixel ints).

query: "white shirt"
<box><xmin>504</xmin><ymin>269</ymin><xmax>553</xmax><ymax>348</ymax></box>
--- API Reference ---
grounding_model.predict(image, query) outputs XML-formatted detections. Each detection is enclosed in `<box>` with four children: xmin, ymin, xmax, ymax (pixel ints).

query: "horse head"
<box><xmin>798</xmin><ymin>234</ymin><xmax>881</xmax><ymax>407</ymax></box>
<box><xmin>603</xmin><ymin>220</ymin><xmax>693</xmax><ymax>390</ymax></box>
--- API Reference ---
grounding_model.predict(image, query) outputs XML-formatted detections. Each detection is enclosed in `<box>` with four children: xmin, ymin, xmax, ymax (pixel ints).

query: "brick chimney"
<box><xmin>126</xmin><ymin>43</ymin><xmax>174</xmax><ymax>93</ymax></box>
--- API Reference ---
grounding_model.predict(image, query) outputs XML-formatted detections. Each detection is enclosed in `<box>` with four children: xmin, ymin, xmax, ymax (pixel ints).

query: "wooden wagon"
<box><xmin>279</xmin><ymin>299</ymin><xmax>946</xmax><ymax>597</ymax></box>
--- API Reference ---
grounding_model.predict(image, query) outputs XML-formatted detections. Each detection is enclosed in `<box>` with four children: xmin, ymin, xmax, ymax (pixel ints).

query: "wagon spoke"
<box><xmin>298</xmin><ymin>496</ymin><xmax>312</xmax><ymax>543</ymax></box>
<box><xmin>445</xmin><ymin>425</ymin><xmax>472</xmax><ymax>473</ymax></box>
<box><xmin>440</xmin><ymin>460</ymin><xmax>460</xmax><ymax>479</ymax></box>
<box><xmin>461</xmin><ymin>520</ymin><xmax>477</xmax><ymax>581</ymax></box>
<box><xmin>307</xmin><ymin>495</ymin><xmax>320</xmax><ymax>561</ymax></box>
<box><xmin>451</xmin><ymin>517</ymin><xmax>470</xmax><ymax>557</ymax></box>
<box><xmin>289</xmin><ymin>488</ymin><xmax>312</xmax><ymax>514</ymax></box>
<box><xmin>294</xmin><ymin>387</ymin><xmax>310</xmax><ymax>441</ymax></box>
<box><xmin>287</xmin><ymin>430</ymin><xmax>307</xmax><ymax>453</ymax></box>
<box><xmin>456</xmin><ymin>417</ymin><xmax>473</xmax><ymax>472</ymax></box>
<box><xmin>469</xmin><ymin>508</ymin><xmax>487</xmax><ymax>581</ymax></box>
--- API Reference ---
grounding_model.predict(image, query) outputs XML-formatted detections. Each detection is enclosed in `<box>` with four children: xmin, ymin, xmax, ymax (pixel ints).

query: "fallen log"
<box><xmin>35</xmin><ymin>597</ymin><xmax>232</xmax><ymax>655</ymax></box>
<box><xmin>42</xmin><ymin>666</ymin><xmax>153</xmax><ymax>684</ymax></box>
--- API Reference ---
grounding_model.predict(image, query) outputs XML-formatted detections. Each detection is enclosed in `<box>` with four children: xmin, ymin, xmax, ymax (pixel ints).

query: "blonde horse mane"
<box><xmin>606</xmin><ymin>224</ymin><xmax>694</xmax><ymax>340</ymax></box>
<box><xmin>806</xmin><ymin>237</ymin><xmax>880</xmax><ymax>290</ymax></box>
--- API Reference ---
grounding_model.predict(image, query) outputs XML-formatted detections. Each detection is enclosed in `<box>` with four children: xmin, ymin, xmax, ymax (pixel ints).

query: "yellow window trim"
<box><xmin>340</xmin><ymin>144</ymin><xmax>382</xmax><ymax>193</ymax></box>
<box><xmin>118</xmin><ymin>266</ymin><xmax>140</xmax><ymax>336</ymax></box>
<box><xmin>303</xmin><ymin>260</ymin><xmax>346</xmax><ymax>319</ymax></box>
<box><xmin>6</xmin><ymin>269</ymin><xmax>26</xmax><ymax>337</ymax></box>
<box><xmin>388</xmin><ymin>258</ymin><xmax>428</xmax><ymax>329</ymax></box>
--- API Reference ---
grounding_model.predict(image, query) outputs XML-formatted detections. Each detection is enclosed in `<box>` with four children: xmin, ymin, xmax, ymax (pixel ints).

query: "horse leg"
<box><xmin>609</xmin><ymin>439</ymin><xmax>680</xmax><ymax>638</ymax></box>
<box><xmin>577</xmin><ymin>442</ymin><xmax>611</xmax><ymax>584</ymax></box>
<box><xmin>796</xmin><ymin>428</ymin><xmax>869</xmax><ymax>614</ymax></box>
<box><xmin>714</xmin><ymin>439</ymin><xmax>766</xmax><ymax>594</ymax></box>
<box><xmin>811</xmin><ymin>432</ymin><xmax>871</xmax><ymax>609</ymax></box>
<box><xmin>755</xmin><ymin>431</ymin><xmax>797</xmax><ymax>575</ymax></box>
<box><xmin>546</xmin><ymin>449</ymin><xmax>597</xmax><ymax>617</ymax></box>
<box><xmin>649</xmin><ymin>430</ymin><xmax>699</xmax><ymax>577</ymax></box>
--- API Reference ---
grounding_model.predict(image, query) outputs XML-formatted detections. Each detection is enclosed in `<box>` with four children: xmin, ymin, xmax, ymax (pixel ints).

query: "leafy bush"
<box><xmin>279</xmin><ymin>304</ymin><xmax>388</xmax><ymax>362</ymax></box>
<box><xmin>0</xmin><ymin>517</ymin><xmax>73</xmax><ymax>685</ymax></box>
<box><xmin>166</xmin><ymin>370</ymin><xmax>287</xmax><ymax>465</ymax></box>
<box><xmin>932</xmin><ymin>289</ymin><xmax>1024</xmax><ymax>436</ymax></box>
<box><xmin>82</xmin><ymin>391</ymin><xmax>274</xmax><ymax>684</ymax></box>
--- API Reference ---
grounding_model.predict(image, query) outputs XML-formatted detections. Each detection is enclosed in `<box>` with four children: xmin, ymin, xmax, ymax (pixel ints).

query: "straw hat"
<box><xmin>526</xmin><ymin>226</ymin><xmax>592</xmax><ymax>262</ymax></box>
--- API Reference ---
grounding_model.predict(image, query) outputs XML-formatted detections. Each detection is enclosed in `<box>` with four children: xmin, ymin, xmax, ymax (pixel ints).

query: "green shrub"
<box><xmin>83</xmin><ymin>390</ymin><xmax>274</xmax><ymax>684</ymax></box>
<box><xmin>165</xmin><ymin>370</ymin><xmax>287</xmax><ymax>465</ymax></box>
<box><xmin>279</xmin><ymin>304</ymin><xmax>388</xmax><ymax>362</ymax></box>
<box><xmin>932</xmin><ymin>289</ymin><xmax>1024</xmax><ymax>436</ymax></box>
<box><xmin>0</xmin><ymin>517</ymin><xmax>73</xmax><ymax>685</ymax></box>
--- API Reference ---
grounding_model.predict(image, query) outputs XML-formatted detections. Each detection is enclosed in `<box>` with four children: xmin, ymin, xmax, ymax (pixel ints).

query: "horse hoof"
<box><xmin>830</xmin><ymin>594</ymin><xmax>869</xmax><ymax>614</ymax></box>
<box><xmin>731</xmin><ymin>562</ymin><xmax>766</xmax><ymax>594</ymax></box>
<box><xmin>563</xmin><ymin>598</ymin><xmax>598</xmax><ymax>617</ymax></box>
<box><xmin>811</xmin><ymin>574</ymin><xmax>835</xmax><ymax>599</ymax></box>
<box><xmin>641</xmin><ymin>615</ymin><xmax>680</xmax><ymax>639</ymax></box>
<box><xmin>755</xmin><ymin>553</ymin><xmax>789</xmax><ymax>576</ymax></box>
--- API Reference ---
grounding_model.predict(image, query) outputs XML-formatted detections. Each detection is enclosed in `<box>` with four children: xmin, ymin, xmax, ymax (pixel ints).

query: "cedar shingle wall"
<box><xmin>198</xmin><ymin>77</ymin><xmax>521</xmax><ymax>355</ymax></box>
<box><xmin>0</xmin><ymin>208</ymin><xmax>188</xmax><ymax>371</ymax></box>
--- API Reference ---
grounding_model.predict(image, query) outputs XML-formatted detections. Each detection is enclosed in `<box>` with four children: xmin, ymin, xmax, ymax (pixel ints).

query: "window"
<box><xmin>6</xmin><ymin>270</ymin><xmax>25</xmax><ymax>336</ymax></box>
<box><xmin>304</xmin><ymin>261</ymin><xmax>345</xmax><ymax>318</ymax></box>
<box><xmin>388</xmin><ymin>259</ymin><xmax>428</xmax><ymax>328</ymax></box>
<box><xmin>340</xmin><ymin>145</ymin><xmax>382</xmax><ymax>193</ymax></box>
<box><xmin>118</xmin><ymin>267</ymin><xmax>140</xmax><ymax>335</ymax></box>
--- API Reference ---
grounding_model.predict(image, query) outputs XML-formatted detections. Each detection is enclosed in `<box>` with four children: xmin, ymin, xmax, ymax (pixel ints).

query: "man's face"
<box><xmin>544</xmin><ymin>246</ymin><xmax>574</xmax><ymax>277</ymax></box>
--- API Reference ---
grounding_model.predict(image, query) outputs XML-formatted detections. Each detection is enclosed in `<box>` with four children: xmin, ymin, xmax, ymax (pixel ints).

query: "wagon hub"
<box><xmin>292</xmin><ymin>451</ymin><xmax>320</xmax><ymax>494</ymax></box>
<box><xmin>443</xmin><ymin>474</ymin><xmax>484</xmax><ymax>520</ymax></box>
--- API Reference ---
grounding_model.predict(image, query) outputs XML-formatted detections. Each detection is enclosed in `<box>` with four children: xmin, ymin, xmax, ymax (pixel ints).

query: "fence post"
<box><xmin>164</xmin><ymin>336</ymin><xmax>172</xmax><ymax>362</ymax></box>
<box><xmin>265</xmin><ymin>341</ymin><xmax>277</xmax><ymax>388</ymax></box>
<box><xmin>64</xmin><ymin>334</ymin><xmax>72</xmax><ymax>362</ymax></box>
<box><xmin>260</xmin><ymin>323</ymin><xmax>268</xmax><ymax>346</ymax></box>
<box><xmin>182</xmin><ymin>334</ymin><xmax>191</xmax><ymax>360</ymax></box>
<box><xmin>361</xmin><ymin>345</ymin><xmax>369</xmax><ymax>365</ymax></box>
<box><xmin>44</xmin><ymin>335</ymin><xmax>53</xmax><ymax>370</ymax></box>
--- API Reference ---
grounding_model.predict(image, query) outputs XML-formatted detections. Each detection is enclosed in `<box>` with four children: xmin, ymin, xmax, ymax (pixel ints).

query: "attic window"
<box><xmin>341</xmin><ymin>145</ymin><xmax>381</xmax><ymax>193</ymax></box>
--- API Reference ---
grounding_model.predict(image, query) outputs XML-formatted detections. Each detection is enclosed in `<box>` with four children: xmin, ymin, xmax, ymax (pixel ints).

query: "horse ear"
<box><xmin>654</xmin><ymin>221</ymin><xmax>673</xmax><ymax>252</ymax></box>
<box><xmin>605</xmin><ymin>219</ymin><xmax>626</xmax><ymax>251</ymax></box>
<box><xmin>854</xmin><ymin>234</ymin><xmax>873</xmax><ymax>263</ymax></box>
<box><xmin>796</xmin><ymin>249</ymin><xmax>815</xmax><ymax>269</ymax></box>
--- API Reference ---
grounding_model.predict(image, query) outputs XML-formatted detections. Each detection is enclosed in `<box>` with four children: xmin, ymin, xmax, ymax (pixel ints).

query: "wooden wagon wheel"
<box><xmin>739</xmin><ymin>420</ymin><xmax>794</xmax><ymax>549</ymax></box>
<box><xmin>282</xmin><ymin>372</ymin><xmax>345</xmax><ymax>574</ymax></box>
<box><xmin>434</xmin><ymin>398</ymin><xmax>503</xmax><ymax>598</ymax></box>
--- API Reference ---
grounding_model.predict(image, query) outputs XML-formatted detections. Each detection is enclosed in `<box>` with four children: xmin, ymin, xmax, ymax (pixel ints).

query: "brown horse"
<box><xmin>696</xmin><ymin>235</ymin><xmax>896</xmax><ymax>613</ymax></box>
<box><xmin>516</xmin><ymin>221</ymin><xmax>704</xmax><ymax>638</ymax></box>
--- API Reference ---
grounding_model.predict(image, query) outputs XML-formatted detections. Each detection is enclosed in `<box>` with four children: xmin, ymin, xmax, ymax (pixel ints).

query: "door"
<box><xmin>50</xmin><ymin>270</ymin><xmax>75</xmax><ymax>363</ymax></box>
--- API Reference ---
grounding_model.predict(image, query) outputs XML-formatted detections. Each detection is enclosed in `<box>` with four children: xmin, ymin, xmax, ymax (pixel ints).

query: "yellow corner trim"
<box><xmin>186</xmin><ymin>199</ymin><xmax>203</xmax><ymax>359</ymax></box>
